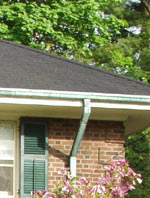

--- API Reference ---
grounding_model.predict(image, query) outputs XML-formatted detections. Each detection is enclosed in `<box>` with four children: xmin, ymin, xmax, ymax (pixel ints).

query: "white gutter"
<box><xmin>0</xmin><ymin>88</ymin><xmax>150</xmax><ymax>104</ymax></box>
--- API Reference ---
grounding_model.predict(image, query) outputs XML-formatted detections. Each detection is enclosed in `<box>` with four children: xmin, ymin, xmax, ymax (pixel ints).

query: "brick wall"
<box><xmin>48</xmin><ymin>118</ymin><xmax>125</xmax><ymax>190</ymax></box>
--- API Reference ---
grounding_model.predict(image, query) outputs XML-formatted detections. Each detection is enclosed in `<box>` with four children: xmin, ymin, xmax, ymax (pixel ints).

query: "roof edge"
<box><xmin>0</xmin><ymin>87</ymin><xmax>150</xmax><ymax>104</ymax></box>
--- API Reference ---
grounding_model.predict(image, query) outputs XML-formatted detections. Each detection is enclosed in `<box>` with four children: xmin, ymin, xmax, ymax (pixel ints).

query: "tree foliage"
<box><xmin>126</xmin><ymin>129</ymin><xmax>150</xmax><ymax>198</ymax></box>
<box><xmin>94</xmin><ymin>0</ymin><xmax>150</xmax><ymax>82</ymax></box>
<box><xmin>0</xmin><ymin>0</ymin><xmax>149</xmax><ymax>81</ymax></box>
<box><xmin>0</xmin><ymin>0</ymin><xmax>126</xmax><ymax>63</ymax></box>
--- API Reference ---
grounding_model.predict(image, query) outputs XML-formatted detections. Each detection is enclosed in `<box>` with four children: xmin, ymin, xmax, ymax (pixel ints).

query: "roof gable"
<box><xmin>0</xmin><ymin>39</ymin><xmax>150</xmax><ymax>95</ymax></box>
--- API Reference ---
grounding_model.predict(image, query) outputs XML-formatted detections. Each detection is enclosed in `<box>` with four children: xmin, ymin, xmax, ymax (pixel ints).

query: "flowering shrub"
<box><xmin>31</xmin><ymin>190</ymin><xmax>48</xmax><ymax>198</ymax></box>
<box><xmin>50</xmin><ymin>159</ymin><xmax>142</xmax><ymax>198</ymax></box>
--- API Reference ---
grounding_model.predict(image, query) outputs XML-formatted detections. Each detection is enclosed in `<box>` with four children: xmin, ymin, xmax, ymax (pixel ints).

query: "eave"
<box><xmin>0</xmin><ymin>88</ymin><xmax>150</xmax><ymax>136</ymax></box>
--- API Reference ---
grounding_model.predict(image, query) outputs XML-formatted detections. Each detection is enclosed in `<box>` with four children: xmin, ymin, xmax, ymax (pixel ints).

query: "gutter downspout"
<box><xmin>70</xmin><ymin>99</ymin><xmax>91</xmax><ymax>177</ymax></box>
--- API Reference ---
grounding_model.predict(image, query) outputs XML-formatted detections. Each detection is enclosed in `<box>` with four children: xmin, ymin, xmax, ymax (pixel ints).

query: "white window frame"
<box><xmin>0</xmin><ymin>121</ymin><xmax>18</xmax><ymax>198</ymax></box>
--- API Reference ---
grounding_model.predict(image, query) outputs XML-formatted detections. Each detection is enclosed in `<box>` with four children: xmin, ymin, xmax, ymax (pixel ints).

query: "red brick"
<box><xmin>48</xmin><ymin>118</ymin><xmax>125</xmax><ymax>191</ymax></box>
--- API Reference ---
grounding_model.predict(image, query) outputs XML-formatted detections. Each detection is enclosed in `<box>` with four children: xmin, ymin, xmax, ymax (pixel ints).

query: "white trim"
<box><xmin>0</xmin><ymin>121</ymin><xmax>16</xmax><ymax>198</ymax></box>
<box><xmin>0</xmin><ymin>97</ymin><xmax>150</xmax><ymax>111</ymax></box>
<box><xmin>91</xmin><ymin>102</ymin><xmax>150</xmax><ymax>110</ymax></box>
<box><xmin>0</xmin><ymin>98</ymin><xmax>82</xmax><ymax>107</ymax></box>
<box><xmin>15</xmin><ymin>120</ymin><xmax>19</xmax><ymax>198</ymax></box>
<box><xmin>0</xmin><ymin>164</ymin><xmax>14</xmax><ymax>167</ymax></box>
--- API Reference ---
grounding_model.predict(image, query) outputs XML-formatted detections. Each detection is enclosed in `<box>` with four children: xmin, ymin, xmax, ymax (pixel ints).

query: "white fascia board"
<box><xmin>0</xmin><ymin>98</ymin><xmax>82</xmax><ymax>107</ymax></box>
<box><xmin>91</xmin><ymin>102</ymin><xmax>150</xmax><ymax>110</ymax></box>
<box><xmin>0</xmin><ymin>97</ymin><xmax>150</xmax><ymax>111</ymax></box>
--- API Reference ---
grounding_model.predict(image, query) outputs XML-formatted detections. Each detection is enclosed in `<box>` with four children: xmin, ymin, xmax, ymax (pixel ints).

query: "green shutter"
<box><xmin>24</xmin><ymin>124</ymin><xmax>45</xmax><ymax>155</ymax></box>
<box><xmin>34</xmin><ymin>160</ymin><xmax>45</xmax><ymax>192</ymax></box>
<box><xmin>24</xmin><ymin>159</ymin><xmax>45</xmax><ymax>194</ymax></box>
<box><xmin>24</xmin><ymin>160</ymin><xmax>34</xmax><ymax>194</ymax></box>
<box><xmin>20</xmin><ymin>121</ymin><xmax>48</xmax><ymax>198</ymax></box>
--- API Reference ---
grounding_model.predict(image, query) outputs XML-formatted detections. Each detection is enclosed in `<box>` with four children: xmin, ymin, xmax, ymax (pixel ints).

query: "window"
<box><xmin>20</xmin><ymin>121</ymin><xmax>48</xmax><ymax>198</ymax></box>
<box><xmin>0</xmin><ymin>122</ymin><xmax>15</xmax><ymax>198</ymax></box>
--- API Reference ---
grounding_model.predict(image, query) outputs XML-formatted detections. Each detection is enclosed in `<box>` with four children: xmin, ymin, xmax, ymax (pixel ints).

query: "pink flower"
<box><xmin>37</xmin><ymin>190</ymin><xmax>42</xmax><ymax>195</ymax></box>
<box><xmin>101</xmin><ymin>178</ymin><xmax>109</xmax><ymax>185</ymax></box>
<box><xmin>52</xmin><ymin>159</ymin><xmax>142</xmax><ymax>198</ymax></box>
<box><xmin>80</xmin><ymin>177</ymin><xmax>90</xmax><ymax>185</ymax></box>
<box><xmin>31</xmin><ymin>190</ymin><xmax>48</xmax><ymax>198</ymax></box>
<box><xmin>43</xmin><ymin>190</ymin><xmax>49</xmax><ymax>197</ymax></box>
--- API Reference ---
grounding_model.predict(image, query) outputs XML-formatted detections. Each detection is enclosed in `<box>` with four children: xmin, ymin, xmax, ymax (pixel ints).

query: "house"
<box><xmin>0</xmin><ymin>39</ymin><xmax>150</xmax><ymax>198</ymax></box>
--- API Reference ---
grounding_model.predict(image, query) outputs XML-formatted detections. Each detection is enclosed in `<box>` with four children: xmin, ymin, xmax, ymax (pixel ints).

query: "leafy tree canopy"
<box><xmin>126</xmin><ymin>129</ymin><xmax>150</xmax><ymax>198</ymax></box>
<box><xmin>0</xmin><ymin>0</ymin><xmax>127</xmax><ymax>63</ymax></box>
<box><xmin>0</xmin><ymin>0</ymin><xmax>149</xmax><ymax>82</ymax></box>
<box><xmin>94</xmin><ymin>0</ymin><xmax>150</xmax><ymax>82</ymax></box>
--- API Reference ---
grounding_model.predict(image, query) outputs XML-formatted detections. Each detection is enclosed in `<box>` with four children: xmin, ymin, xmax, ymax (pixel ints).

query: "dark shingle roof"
<box><xmin>0</xmin><ymin>39</ymin><xmax>150</xmax><ymax>95</ymax></box>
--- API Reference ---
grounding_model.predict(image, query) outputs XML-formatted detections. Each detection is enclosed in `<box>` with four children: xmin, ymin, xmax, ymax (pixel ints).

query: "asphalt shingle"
<box><xmin>0</xmin><ymin>39</ymin><xmax>150</xmax><ymax>95</ymax></box>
